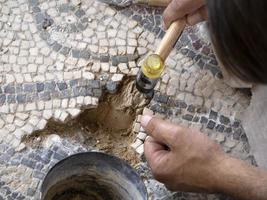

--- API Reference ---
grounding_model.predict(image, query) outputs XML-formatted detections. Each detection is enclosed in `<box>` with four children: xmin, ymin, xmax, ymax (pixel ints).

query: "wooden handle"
<box><xmin>135</xmin><ymin>0</ymin><xmax>170</xmax><ymax>7</ymax></box>
<box><xmin>148</xmin><ymin>0</ymin><xmax>171</xmax><ymax>7</ymax></box>
<box><xmin>155</xmin><ymin>19</ymin><xmax>186</xmax><ymax>61</ymax></box>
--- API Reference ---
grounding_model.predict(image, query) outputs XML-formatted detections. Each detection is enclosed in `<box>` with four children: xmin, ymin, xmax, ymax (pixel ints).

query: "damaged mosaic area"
<box><xmin>0</xmin><ymin>0</ymin><xmax>254</xmax><ymax>199</ymax></box>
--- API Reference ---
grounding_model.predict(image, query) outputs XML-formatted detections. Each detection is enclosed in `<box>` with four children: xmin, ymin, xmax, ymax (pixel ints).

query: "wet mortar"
<box><xmin>23</xmin><ymin>78</ymin><xmax>150</xmax><ymax>166</ymax></box>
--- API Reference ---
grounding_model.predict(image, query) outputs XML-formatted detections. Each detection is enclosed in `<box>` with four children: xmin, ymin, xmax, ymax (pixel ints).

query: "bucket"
<box><xmin>41</xmin><ymin>152</ymin><xmax>147</xmax><ymax>200</ymax></box>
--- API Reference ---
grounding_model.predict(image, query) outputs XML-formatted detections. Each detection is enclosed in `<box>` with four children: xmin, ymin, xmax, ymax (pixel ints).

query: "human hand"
<box><xmin>141</xmin><ymin>115</ymin><xmax>228</xmax><ymax>193</ymax></box>
<box><xmin>163</xmin><ymin>0</ymin><xmax>208</xmax><ymax>28</ymax></box>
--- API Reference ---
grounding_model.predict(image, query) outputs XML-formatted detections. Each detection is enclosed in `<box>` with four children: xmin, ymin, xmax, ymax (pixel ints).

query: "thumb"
<box><xmin>144</xmin><ymin>136</ymin><xmax>170</xmax><ymax>174</ymax></box>
<box><xmin>186</xmin><ymin>6</ymin><xmax>208</xmax><ymax>25</ymax></box>
<box><xmin>141</xmin><ymin>115</ymin><xmax>182</xmax><ymax>148</ymax></box>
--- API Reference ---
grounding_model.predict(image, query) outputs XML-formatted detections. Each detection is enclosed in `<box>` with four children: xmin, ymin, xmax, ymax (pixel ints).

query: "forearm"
<box><xmin>214</xmin><ymin>156</ymin><xmax>267</xmax><ymax>200</ymax></box>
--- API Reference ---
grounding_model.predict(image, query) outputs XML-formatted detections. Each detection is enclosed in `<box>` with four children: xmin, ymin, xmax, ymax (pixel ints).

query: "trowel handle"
<box><xmin>135</xmin><ymin>0</ymin><xmax>171</xmax><ymax>7</ymax></box>
<box><xmin>155</xmin><ymin>19</ymin><xmax>186</xmax><ymax>61</ymax></box>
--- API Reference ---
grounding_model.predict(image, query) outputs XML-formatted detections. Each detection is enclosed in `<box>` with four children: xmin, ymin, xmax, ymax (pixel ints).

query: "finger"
<box><xmin>163</xmin><ymin>0</ymin><xmax>205</xmax><ymax>28</ymax></box>
<box><xmin>186</xmin><ymin>6</ymin><xmax>208</xmax><ymax>26</ymax></box>
<box><xmin>144</xmin><ymin>136</ymin><xmax>169</xmax><ymax>168</ymax></box>
<box><xmin>163</xmin><ymin>0</ymin><xmax>187</xmax><ymax>28</ymax></box>
<box><xmin>165</xmin><ymin>183</ymin><xmax>206</xmax><ymax>193</ymax></box>
<box><xmin>144</xmin><ymin>136</ymin><xmax>166</xmax><ymax>160</ymax></box>
<box><xmin>141</xmin><ymin>115</ymin><xmax>183</xmax><ymax>148</ymax></box>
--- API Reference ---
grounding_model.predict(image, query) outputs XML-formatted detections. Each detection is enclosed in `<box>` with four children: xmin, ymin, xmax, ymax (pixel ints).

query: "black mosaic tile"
<box><xmin>52</xmin><ymin>42</ymin><xmax>62</xmax><ymax>52</ymax></box>
<box><xmin>187</xmin><ymin>105</ymin><xmax>195</xmax><ymax>113</ymax></box>
<box><xmin>44</xmin><ymin>81</ymin><xmax>56</xmax><ymax>91</ymax></box>
<box><xmin>32</xmin><ymin>6</ymin><xmax>41</xmax><ymax>13</ymax></box>
<box><xmin>58</xmin><ymin>4</ymin><xmax>71</xmax><ymax>12</ymax></box>
<box><xmin>215</xmin><ymin>124</ymin><xmax>225</xmax><ymax>133</ymax></box>
<box><xmin>233</xmin><ymin>128</ymin><xmax>242</xmax><ymax>140</ymax></box>
<box><xmin>16</xmin><ymin>94</ymin><xmax>27</xmax><ymax>103</ymax></box>
<box><xmin>193</xmin><ymin>116</ymin><xmax>200</xmax><ymax>122</ymax></box>
<box><xmin>27</xmin><ymin>188</ymin><xmax>35</xmax><ymax>196</ymax></box>
<box><xmin>81</xmin><ymin>17</ymin><xmax>88</xmax><ymax>23</ymax></box>
<box><xmin>200</xmin><ymin>116</ymin><xmax>208</xmax><ymax>124</ymax></box>
<box><xmin>4</xmin><ymin>85</ymin><xmax>15</xmax><ymax>94</ymax></box>
<box><xmin>37</xmin><ymin>83</ymin><xmax>44</xmax><ymax>92</ymax></box>
<box><xmin>39</xmin><ymin>91</ymin><xmax>51</xmax><ymax>101</ymax></box>
<box><xmin>88</xmin><ymin>80</ymin><xmax>100</xmax><ymax>88</ymax></box>
<box><xmin>6</xmin><ymin>149</ymin><xmax>15</xmax><ymax>157</ymax></box>
<box><xmin>232</xmin><ymin>120</ymin><xmax>241</xmax><ymax>128</ymax></box>
<box><xmin>16</xmin><ymin>194</ymin><xmax>25</xmax><ymax>200</ymax></box>
<box><xmin>26</xmin><ymin>93</ymin><xmax>38</xmax><ymax>102</ymax></box>
<box><xmin>0</xmin><ymin>95</ymin><xmax>6</xmax><ymax>105</ymax></box>
<box><xmin>111</xmin><ymin>56</ymin><xmax>119</xmax><ymax>66</ymax></box>
<box><xmin>11</xmin><ymin>192</ymin><xmax>18</xmax><ymax>199</ymax></box>
<box><xmin>77</xmin><ymin>87</ymin><xmax>87</xmax><ymax>96</ymax></box>
<box><xmin>93</xmin><ymin>89</ymin><xmax>102</xmax><ymax>97</ymax></box>
<box><xmin>153</xmin><ymin>93</ymin><xmax>168</xmax><ymax>104</ymax></box>
<box><xmin>100</xmin><ymin>55</ymin><xmax>110</xmax><ymax>63</ymax></box>
<box><xmin>80</xmin><ymin>50</ymin><xmax>90</xmax><ymax>59</ymax></box>
<box><xmin>197</xmin><ymin>59</ymin><xmax>205</xmax><ymax>69</ymax></box>
<box><xmin>29</xmin><ymin>0</ymin><xmax>39</xmax><ymax>6</ymax></box>
<box><xmin>23</xmin><ymin>83</ymin><xmax>36</xmax><ymax>93</ymax></box>
<box><xmin>60</xmin><ymin>89</ymin><xmax>72</xmax><ymax>98</ymax></box>
<box><xmin>209</xmin><ymin>110</ymin><xmax>218</xmax><ymax>120</ymax></box>
<box><xmin>75</xmin><ymin>9</ymin><xmax>86</xmax><ymax>18</ymax></box>
<box><xmin>35</xmin><ymin>12</ymin><xmax>45</xmax><ymax>24</ymax></box>
<box><xmin>82</xmin><ymin>87</ymin><xmax>91</xmax><ymax>96</ymax></box>
<box><xmin>117</xmin><ymin>56</ymin><xmax>128</xmax><ymax>63</ymax></box>
<box><xmin>241</xmin><ymin>134</ymin><xmax>248</xmax><ymax>143</ymax></box>
<box><xmin>69</xmin><ymin>79</ymin><xmax>78</xmax><ymax>87</ymax></box>
<box><xmin>15</xmin><ymin>85</ymin><xmax>23</xmax><ymax>93</ymax></box>
<box><xmin>182</xmin><ymin>114</ymin><xmax>193</xmax><ymax>121</ymax></box>
<box><xmin>57</xmin><ymin>82</ymin><xmax>68</xmax><ymax>91</ymax></box>
<box><xmin>225</xmin><ymin>127</ymin><xmax>232</xmax><ymax>134</ymax></box>
<box><xmin>69</xmin><ymin>23</ymin><xmax>78</xmax><ymax>32</ymax></box>
<box><xmin>205</xmin><ymin>64</ymin><xmax>220</xmax><ymax>76</ymax></box>
<box><xmin>77</xmin><ymin>22</ymin><xmax>87</xmax><ymax>31</ymax></box>
<box><xmin>35</xmin><ymin>163</ymin><xmax>44</xmax><ymax>171</ymax></box>
<box><xmin>219</xmin><ymin>115</ymin><xmax>230</xmax><ymax>125</ymax></box>
<box><xmin>53</xmin><ymin>152</ymin><xmax>65</xmax><ymax>160</ymax></box>
<box><xmin>10</xmin><ymin>158</ymin><xmax>20</xmax><ymax>166</ymax></box>
<box><xmin>72</xmin><ymin>49</ymin><xmax>81</xmax><ymax>58</ymax></box>
<box><xmin>180</xmin><ymin>102</ymin><xmax>187</xmax><ymax>109</ymax></box>
<box><xmin>33</xmin><ymin>170</ymin><xmax>45</xmax><ymax>180</ymax></box>
<box><xmin>60</xmin><ymin>47</ymin><xmax>71</xmax><ymax>55</ymax></box>
<box><xmin>21</xmin><ymin>158</ymin><xmax>36</xmax><ymax>169</ymax></box>
<box><xmin>150</xmin><ymin>103</ymin><xmax>167</xmax><ymax>114</ymax></box>
<box><xmin>106</xmin><ymin>81</ymin><xmax>118</xmax><ymax>94</ymax></box>
<box><xmin>40</xmin><ymin>31</ymin><xmax>50</xmax><ymax>40</ymax></box>
<box><xmin>207</xmin><ymin>120</ymin><xmax>216</xmax><ymax>129</ymax></box>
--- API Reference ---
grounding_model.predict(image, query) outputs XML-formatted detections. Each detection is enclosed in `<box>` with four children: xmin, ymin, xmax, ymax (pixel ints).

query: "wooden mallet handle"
<box><xmin>148</xmin><ymin>0</ymin><xmax>171</xmax><ymax>7</ymax></box>
<box><xmin>135</xmin><ymin>0</ymin><xmax>171</xmax><ymax>7</ymax></box>
<box><xmin>155</xmin><ymin>19</ymin><xmax>186</xmax><ymax>61</ymax></box>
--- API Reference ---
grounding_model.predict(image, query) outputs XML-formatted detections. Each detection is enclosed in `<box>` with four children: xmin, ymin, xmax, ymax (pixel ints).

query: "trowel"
<box><xmin>98</xmin><ymin>0</ymin><xmax>171</xmax><ymax>7</ymax></box>
<box><xmin>136</xmin><ymin>19</ymin><xmax>186</xmax><ymax>94</ymax></box>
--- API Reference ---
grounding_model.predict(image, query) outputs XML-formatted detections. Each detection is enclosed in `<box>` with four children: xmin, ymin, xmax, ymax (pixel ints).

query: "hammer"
<box><xmin>136</xmin><ymin>19</ymin><xmax>186</xmax><ymax>94</ymax></box>
<box><xmin>98</xmin><ymin>0</ymin><xmax>171</xmax><ymax>7</ymax></box>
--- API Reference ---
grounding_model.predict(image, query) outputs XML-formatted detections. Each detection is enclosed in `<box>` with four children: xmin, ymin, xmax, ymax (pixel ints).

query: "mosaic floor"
<box><xmin>0</xmin><ymin>0</ymin><xmax>255</xmax><ymax>199</ymax></box>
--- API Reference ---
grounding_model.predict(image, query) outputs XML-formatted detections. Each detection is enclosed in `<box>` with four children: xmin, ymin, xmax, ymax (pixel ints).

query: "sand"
<box><xmin>23</xmin><ymin>79</ymin><xmax>149</xmax><ymax>166</ymax></box>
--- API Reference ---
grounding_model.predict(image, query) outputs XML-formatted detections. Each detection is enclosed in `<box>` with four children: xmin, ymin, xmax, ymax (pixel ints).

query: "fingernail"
<box><xmin>141</xmin><ymin>115</ymin><xmax>152</xmax><ymax>128</ymax></box>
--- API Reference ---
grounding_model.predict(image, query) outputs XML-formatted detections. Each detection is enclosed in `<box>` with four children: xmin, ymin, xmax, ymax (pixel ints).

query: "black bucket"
<box><xmin>41</xmin><ymin>152</ymin><xmax>147</xmax><ymax>200</ymax></box>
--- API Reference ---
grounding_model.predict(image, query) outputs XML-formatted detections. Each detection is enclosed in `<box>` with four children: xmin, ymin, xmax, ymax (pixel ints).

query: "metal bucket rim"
<box><xmin>41</xmin><ymin>151</ymin><xmax>148</xmax><ymax>200</ymax></box>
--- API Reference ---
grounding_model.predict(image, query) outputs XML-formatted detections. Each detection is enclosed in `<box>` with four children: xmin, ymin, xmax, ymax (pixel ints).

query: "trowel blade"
<box><xmin>97</xmin><ymin>0</ymin><xmax>133</xmax><ymax>7</ymax></box>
